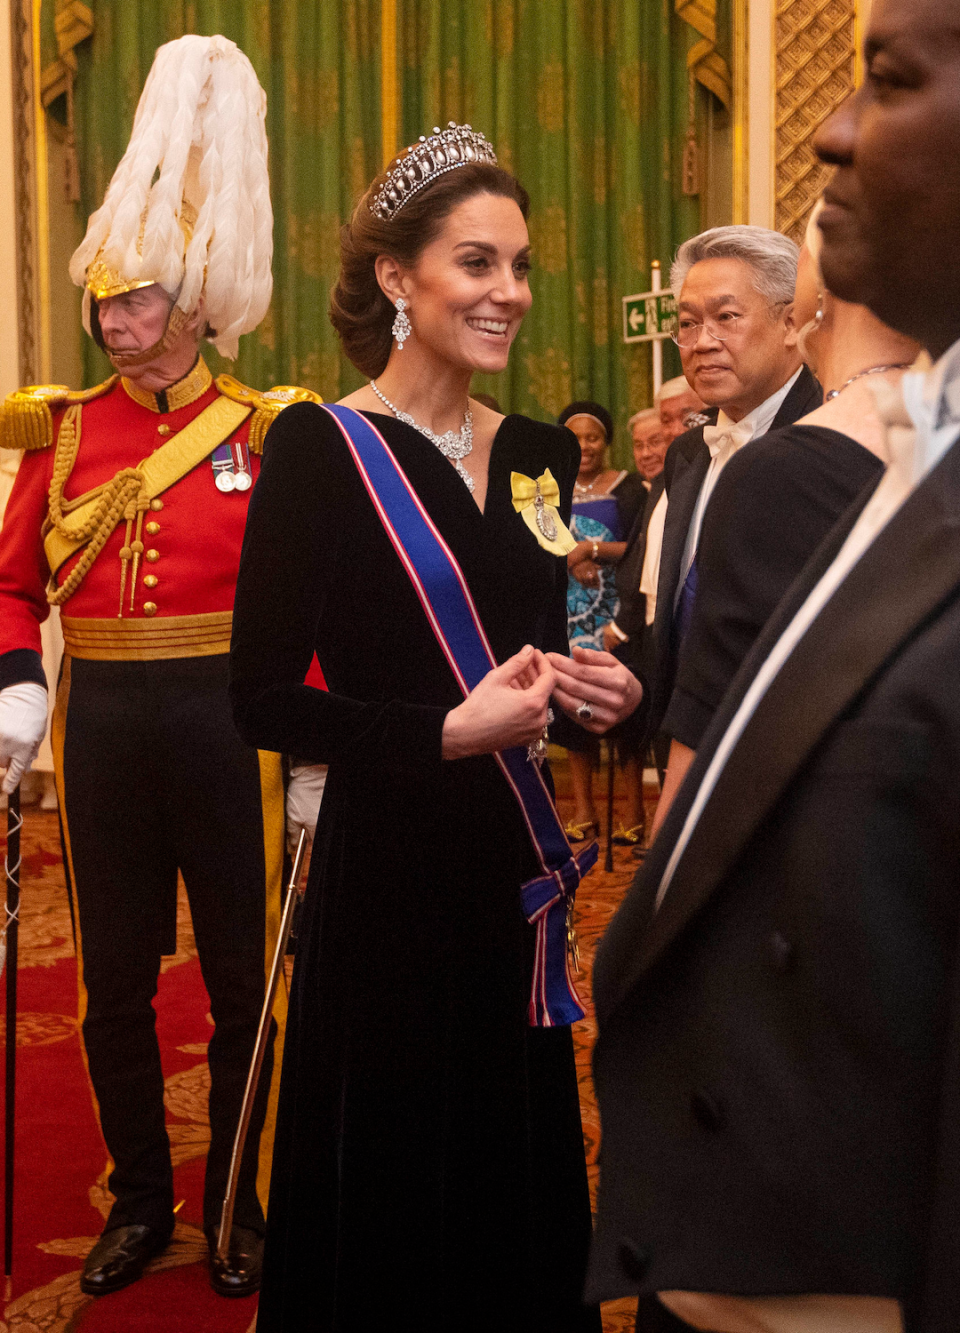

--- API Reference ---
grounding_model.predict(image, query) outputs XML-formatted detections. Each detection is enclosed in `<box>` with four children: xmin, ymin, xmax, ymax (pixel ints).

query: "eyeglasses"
<box><xmin>669</xmin><ymin>312</ymin><xmax>743</xmax><ymax>348</ymax></box>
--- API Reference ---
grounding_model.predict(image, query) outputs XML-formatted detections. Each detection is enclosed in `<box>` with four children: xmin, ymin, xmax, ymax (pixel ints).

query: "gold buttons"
<box><xmin>143</xmin><ymin>575</ymin><xmax>158</xmax><ymax>589</ymax></box>
<box><xmin>143</xmin><ymin>602</ymin><xmax>158</xmax><ymax>617</ymax></box>
<box><xmin>150</xmin><ymin>499</ymin><xmax>163</xmax><ymax>512</ymax></box>
<box><xmin>145</xmin><ymin>549</ymin><xmax>160</xmax><ymax>563</ymax></box>
<box><xmin>146</xmin><ymin>521</ymin><xmax>160</xmax><ymax>536</ymax></box>
<box><xmin>157</xmin><ymin>424</ymin><xmax>171</xmax><ymax>436</ymax></box>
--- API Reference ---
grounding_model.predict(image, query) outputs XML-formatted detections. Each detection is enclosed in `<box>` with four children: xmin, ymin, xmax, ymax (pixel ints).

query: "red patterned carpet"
<box><xmin>0</xmin><ymin>760</ymin><xmax>655</xmax><ymax>1331</ymax></box>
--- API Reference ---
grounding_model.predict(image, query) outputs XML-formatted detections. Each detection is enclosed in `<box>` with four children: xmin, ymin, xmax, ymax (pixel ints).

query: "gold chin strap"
<box><xmin>105</xmin><ymin>303</ymin><xmax>191</xmax><ymax>371</ymax></box>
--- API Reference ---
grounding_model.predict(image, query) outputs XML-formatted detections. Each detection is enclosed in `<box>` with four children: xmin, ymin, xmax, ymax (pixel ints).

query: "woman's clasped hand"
<box><xmin>441</xmin><ymin>643</ymin><xmax>643</xmax><ymax>758</ymax></box>
<box><xmin>441</xmin><ymin>644</ymin><xmax>555</xmax><ymax>758</ymax></box>
<box><xmin>548</xmin><ymin>645</ymin><xmax>643</xmax><ymax>735</ymax></box>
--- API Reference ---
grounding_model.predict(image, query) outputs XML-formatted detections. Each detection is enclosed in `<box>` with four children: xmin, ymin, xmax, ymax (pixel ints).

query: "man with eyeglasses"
<box><xmin>589</xmin><ymin>1</ymin><xmax>960</xmax><ymax>1327</ymax></box>
<box><xmin>645</xmin><ymin>227</ymin><xmax>821</xmax><ymax>821</ymax></box>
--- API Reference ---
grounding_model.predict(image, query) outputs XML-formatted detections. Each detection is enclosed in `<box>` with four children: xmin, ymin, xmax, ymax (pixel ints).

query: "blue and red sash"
<box><xmin>322</xmin><ymin>403</ymin><xmax>597</xmax><ymax>1026</ymax></box>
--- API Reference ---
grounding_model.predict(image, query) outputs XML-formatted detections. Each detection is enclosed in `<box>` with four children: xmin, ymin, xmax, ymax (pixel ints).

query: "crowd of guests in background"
<box><xmin>550</xmin><ymin>370</ymin><xmax>707</xmax><ymax>854</ymax></box>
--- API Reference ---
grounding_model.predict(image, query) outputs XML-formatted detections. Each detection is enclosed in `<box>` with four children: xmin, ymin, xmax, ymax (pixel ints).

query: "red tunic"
<box><xmin>0</xmin><ymin>375</ymin><xmax>263</xmax><ymax>655</ymax></box>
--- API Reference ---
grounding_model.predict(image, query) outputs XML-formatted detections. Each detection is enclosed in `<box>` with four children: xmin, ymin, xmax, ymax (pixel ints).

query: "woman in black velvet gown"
<box><xmin>229</xmin><ymin>131</ymin><xmax>641</xmax><ymax>1331</ymax></box>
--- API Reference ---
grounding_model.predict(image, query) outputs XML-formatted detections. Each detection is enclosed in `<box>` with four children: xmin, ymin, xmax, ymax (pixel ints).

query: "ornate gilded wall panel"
<box><xmin>775</xmin><ymin>0</ymin><xmax>856</xmax><ymax>243</ymax></box>
<box><xmin>12</xmin><ymin>0</ymin><xmax>38</xmax><ymax>384</ymax></box>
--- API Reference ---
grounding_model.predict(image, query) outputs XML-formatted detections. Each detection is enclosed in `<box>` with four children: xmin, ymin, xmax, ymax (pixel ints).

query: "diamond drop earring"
<box><xmin>392</xmin><ymin>298</ymin><xmax>412</xmax><ymax>350</ymax></box>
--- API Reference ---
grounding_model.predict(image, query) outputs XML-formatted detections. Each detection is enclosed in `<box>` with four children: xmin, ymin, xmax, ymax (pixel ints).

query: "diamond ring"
<box><xmin>576</xmin><ymin>700</ymin><xmax>593</xmax><ymax>722</ymax></box>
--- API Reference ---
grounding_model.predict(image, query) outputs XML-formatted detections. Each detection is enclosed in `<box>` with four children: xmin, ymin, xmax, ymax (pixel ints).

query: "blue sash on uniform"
<box><xmin>322</xmin><ymin>403</ymin><xmax>597</xmax><ymax>1026</ymax></box>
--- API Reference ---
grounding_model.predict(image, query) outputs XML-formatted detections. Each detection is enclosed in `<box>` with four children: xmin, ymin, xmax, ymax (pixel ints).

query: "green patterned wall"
<box><xmin>59</xmin><ymin>0</ymin><xmax>712</xmax><ymax>467</ymax></box>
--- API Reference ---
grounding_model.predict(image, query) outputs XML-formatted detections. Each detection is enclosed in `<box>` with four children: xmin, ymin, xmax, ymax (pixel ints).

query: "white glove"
<box><xmin>286</xmin><ymin>764</ymin><xmax>327</xmax><ymax>850</ymax></box>
<box><xmin>0</xmin><ymin>682</ymin><xmax>49</xmax><ymax>794</ymax></box>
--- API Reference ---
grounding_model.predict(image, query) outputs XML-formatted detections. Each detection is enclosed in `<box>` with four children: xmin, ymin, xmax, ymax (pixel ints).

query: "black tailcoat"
<box><xmin>587</xmin><ymin>430</ymin><xmax>960</xmax><ymax>1333</ymax></box>
<box><xmin>646</xmin><ymin>366</ymin><xmax>822</xmax><ymax>741</ymax></box>
<box><xmin>614</xmin><ymin>472</ymin><xmax>666</xmax><ymax>651</ymax></box>
<box><xmin>230</xmin><ymin>405</ymin><xmax>600</xmax><ymax>1333</ymax></box>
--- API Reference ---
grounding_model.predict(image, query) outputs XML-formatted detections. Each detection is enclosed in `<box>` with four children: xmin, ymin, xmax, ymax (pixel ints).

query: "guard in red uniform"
<box><xmin>0</xmin><ymin>35</ymin><xmax>321</xmax><ymax>1299</ymax></box>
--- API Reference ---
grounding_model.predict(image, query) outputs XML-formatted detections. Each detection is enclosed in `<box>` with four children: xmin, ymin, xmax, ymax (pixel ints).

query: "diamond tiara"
<box><xmin>370</xmin><ymin>122</ymin><xmax>498</xmax><ymax>222</ymax></box>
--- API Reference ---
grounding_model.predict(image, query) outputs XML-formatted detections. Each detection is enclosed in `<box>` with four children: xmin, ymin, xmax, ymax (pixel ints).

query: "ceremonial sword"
<box><xmin>217</xmin><ymin>829</ymin><xmax>308</xmax><ymax>1264</ymax></box>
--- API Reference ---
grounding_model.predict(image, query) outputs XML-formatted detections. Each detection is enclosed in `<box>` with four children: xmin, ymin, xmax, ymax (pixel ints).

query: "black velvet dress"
<box><xmin>229</xmin><ymin>403</ymin><xmax>602</xmax><ymax>1332</ymax></box>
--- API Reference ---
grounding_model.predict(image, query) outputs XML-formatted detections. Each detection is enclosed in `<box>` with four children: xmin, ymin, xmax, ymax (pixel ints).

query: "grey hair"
<box><xmin>655</xmin><ymin>375</ymin><xmax>693</xmax><ymax>405</ymax></box>
<box><xmin>670</xmin><ymin>225</ymin><xmax>800</xmax><ymax>308</ymax></box>
<box><xmin>628</xmin><ymin>407</ymin><xmax>658</xmax><ymax>430</ymax></box>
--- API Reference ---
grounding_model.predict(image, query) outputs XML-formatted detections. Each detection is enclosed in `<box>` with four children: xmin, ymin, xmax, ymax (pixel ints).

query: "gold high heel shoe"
<box><xmin>564</xmin><ymin>819</ymin><xmax>599</xmax><ymax>843</ymax></box>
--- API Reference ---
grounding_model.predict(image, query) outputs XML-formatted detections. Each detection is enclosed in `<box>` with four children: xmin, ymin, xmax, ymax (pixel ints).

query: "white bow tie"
<box><xmin>701</xmin><ymin>419</ymin><xmax>754</xmax><ymax>460</ymax></box>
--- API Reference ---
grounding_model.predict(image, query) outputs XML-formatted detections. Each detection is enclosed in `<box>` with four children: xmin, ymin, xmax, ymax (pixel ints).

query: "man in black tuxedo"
<box><xmin>588</xmin><ymin>2</ymin><xmax>960</xmax><ymax>1330</ymax></box>
<box><xmin>605</xmin><ymin>380</ymin><xmax>708</xmax><ymax>791</ymax></box>
<box><xmin>647</xmin><ymin>229</ymin><xmax>821</xmax><ymax>827</ymax></box>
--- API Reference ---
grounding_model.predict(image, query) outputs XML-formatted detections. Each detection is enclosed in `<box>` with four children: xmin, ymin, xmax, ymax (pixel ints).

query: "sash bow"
<box><xmin>511</xmin><ymin>469</ymin><xmax>577</xmax><ymax>557</ymax></box>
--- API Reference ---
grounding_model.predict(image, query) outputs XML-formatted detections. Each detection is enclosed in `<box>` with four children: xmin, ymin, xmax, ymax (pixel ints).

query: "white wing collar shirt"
<box><xmin>655</xmin><ymin>344</ymin><xmax>959</xmax><ymax>1333</ymax></box>
<box><xmin>675</xmin><ymin>369</ymin><xmax>802</xmax><ymax>607</ymax></box>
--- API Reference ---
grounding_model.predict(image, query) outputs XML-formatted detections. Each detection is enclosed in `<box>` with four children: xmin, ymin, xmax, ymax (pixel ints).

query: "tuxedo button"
<box><xmin>617</xmin><ymin>1240</ymin><xmax>650</xmax><ymax>1283</ymax></box>
<box><xmin>691</xmin><ymin>1089</ymin><xmax>725</xmax><ymax>1133</ymax></box>
<box><xmin>769</xmin><ymin>931</ymin><xmax>794</xmax><ymax>971</ymax></box>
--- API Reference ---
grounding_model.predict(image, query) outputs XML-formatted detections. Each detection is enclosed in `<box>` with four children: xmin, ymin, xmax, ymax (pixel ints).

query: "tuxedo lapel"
<box><xmin>597</xmin><ymin>438</ymin><xmax>960</xmax><ymax>1021</ymax></box>
<box><xmin>771</xmin><ymin>364</ymin><xmax>822</xmax><ymax>429</ymax></box>
<box><xmin>649</xmin><ymin>373</ymin><xmax>818</xmax><ymax>699</ymax></box>
<box><xmin>653</xmin><ymin>439</ymin><xmax>709</xmax><ymax>651</ymax></box>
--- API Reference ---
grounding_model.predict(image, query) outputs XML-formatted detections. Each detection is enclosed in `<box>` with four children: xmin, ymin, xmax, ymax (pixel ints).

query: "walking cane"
<box><xmin>604</xmin><ymin>739</ymin><xmax>615</xmax><ymax>872</ymax></box>
<box><xmin>2</xmin><ymin>784</ymin><xmax>22</xmax><ymax>1296</ymax></box>
<box><xmin>217</xmin><ymin>830</ymin><xmax>308</xmax><ymax>1262</ymax></box>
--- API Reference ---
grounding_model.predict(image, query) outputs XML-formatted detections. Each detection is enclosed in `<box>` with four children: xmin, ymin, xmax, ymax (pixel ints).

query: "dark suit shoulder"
<box><xmin>663</xmin><ymin>426</ymin><xmax>710</xmax><ymax>492</ymax></box>
<box><xmin>771</xmin><ymin>364</ymin><xmax>823</xmax><ymax>428</ymax></box>
<box><xmin>704</xmin><ymin>423</ymin><xmax>883</xmax><ymax>541</ymax></box>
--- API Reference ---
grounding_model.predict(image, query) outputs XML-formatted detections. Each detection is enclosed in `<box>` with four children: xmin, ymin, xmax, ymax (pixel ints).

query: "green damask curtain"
<box><xmin>397</xmin><ymin>0</ymin><xmax>699</xmax><ymax>459</ymax></box>
<box><xmin>69</xmin><ymin>1</ymin><xmax>383</xmax><ymax>398</ymax></box>
<box><xmin>58</xmin><ymin>0</ymin><xmax>708</xmax><ymax>468</ymax></box>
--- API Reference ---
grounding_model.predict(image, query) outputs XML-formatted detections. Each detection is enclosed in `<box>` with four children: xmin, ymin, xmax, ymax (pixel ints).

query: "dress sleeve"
<box><xmin>229</xmin><ymin>403</ymin><xmax>448</xmax><ymax>776</ymax></box>
<box><xmin>663</xmin><ymin>429</ymin><xmax>879</xmax><ymax>749</ymax></box>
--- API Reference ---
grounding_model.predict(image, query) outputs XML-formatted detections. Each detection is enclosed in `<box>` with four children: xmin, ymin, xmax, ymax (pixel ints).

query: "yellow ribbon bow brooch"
<box><xmin>510</xmin><ymin>469</ymin><xmax>578</xmax><ymax>557</ymax></box>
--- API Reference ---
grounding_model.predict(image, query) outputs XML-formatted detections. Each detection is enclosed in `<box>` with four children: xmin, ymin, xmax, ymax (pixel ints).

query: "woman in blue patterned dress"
<box><xmin>551</xmin><ymin>402</ymin><xmax>644</xmax><ymax>839</ymax></box>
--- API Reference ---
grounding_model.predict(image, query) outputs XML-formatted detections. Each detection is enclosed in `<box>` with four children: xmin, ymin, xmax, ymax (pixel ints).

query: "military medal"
<box><xmin>211</xmin><ymin>440</ymin><xmax>252</xmax><ymax>492</ymax></box>
<box><xmin>212</xmin><ymin>442</ymin><xmax>236</xmax><ymax>491</ymax></box>
<box><xmin>232</xmin><ymin>439</ymin><xmax>252</xmax><ymax>490</ymax></box>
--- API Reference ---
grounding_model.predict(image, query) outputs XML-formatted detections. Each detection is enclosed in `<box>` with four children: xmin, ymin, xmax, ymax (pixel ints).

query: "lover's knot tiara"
<box><xmin>370</xmin><ymin>122</ymin><xmax>498</xmax><ymax>222</ymax></box>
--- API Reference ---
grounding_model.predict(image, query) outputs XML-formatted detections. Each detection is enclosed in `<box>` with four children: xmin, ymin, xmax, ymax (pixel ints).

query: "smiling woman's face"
<box><xmin>394</xmin><ymin>192</ymin><xmax>533</xmax><ymax>375</ymax></box>
<box><xmin>566</xmin><ymin>414</ymin><xmax>608</xmax><ymax>477</ymax></box>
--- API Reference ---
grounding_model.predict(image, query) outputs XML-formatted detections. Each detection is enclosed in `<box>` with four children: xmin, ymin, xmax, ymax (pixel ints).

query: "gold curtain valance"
<box><xmin>40</xmin><ymin>0</ymin><xmax>94</xmax><ymax>201</ymax></box>
<box><xmin>675</xmin><ymin>0</ymin><xmax>732</xmax><ymax>109</ymax></box>
<box><xmin>40</xmin><ymin>0</ymin><xmax>93</xmax><ymax>106</ymax></box>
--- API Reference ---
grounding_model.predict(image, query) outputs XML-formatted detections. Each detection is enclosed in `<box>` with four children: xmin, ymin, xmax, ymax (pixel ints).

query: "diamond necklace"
<box><xmin>369</xmin><ymin>379</ymin><xmax>474</xmax><ymax>491</ymax></box>
<box><xmin>825</xmin><ymin>362</ymin><xmax>913</xmax><ymax>401</ymax></box>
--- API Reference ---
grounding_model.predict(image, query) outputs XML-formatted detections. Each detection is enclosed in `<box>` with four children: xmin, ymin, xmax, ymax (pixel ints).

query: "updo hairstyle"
<box><xmin>330</xmin><ymin>161</ymin><xmax>530</xmax><ymax>379</ymax></box>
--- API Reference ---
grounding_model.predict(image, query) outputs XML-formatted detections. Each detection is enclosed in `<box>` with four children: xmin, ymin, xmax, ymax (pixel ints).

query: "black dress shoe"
<box><xmin>207</xmin><ymin>1224</ymin><xmax>263</xmax><ymax>1297</ymax></box>
<box><xmin>80</xmin><ymin>1224</ymin><xmax>171</xmax><ymax>1296</ymax></box>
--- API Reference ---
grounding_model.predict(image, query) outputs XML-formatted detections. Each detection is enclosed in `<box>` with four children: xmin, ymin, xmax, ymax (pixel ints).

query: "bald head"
<box><xmin>816</xmin><ymin>0</ymin><xmax>960</xmax><ymax>357</ymax></box>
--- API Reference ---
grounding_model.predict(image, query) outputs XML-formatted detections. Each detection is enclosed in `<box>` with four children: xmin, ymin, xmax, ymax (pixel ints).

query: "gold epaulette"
<box><xmin>215</xmin><ymin>375</ymin><xmax>323</xmax><ymax>454</ymax></box>
<box><xmin>0</xmin><ymin>376</ymin><xmax>119</xmax><ymax>452</ymax></box>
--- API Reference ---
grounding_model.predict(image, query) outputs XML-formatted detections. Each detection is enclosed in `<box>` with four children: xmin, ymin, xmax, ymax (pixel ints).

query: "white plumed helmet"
<box><xmin>69</xmin><ymin>34</ymin><xmax>273</xmax><ymax>360</ymax></box>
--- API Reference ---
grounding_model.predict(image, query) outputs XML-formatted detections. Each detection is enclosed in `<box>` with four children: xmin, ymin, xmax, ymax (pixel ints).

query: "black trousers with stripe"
<box><xmin>54</xmin><ymin>653</ymin><xmax>282</xmax><ymax>1237</ymax></box>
